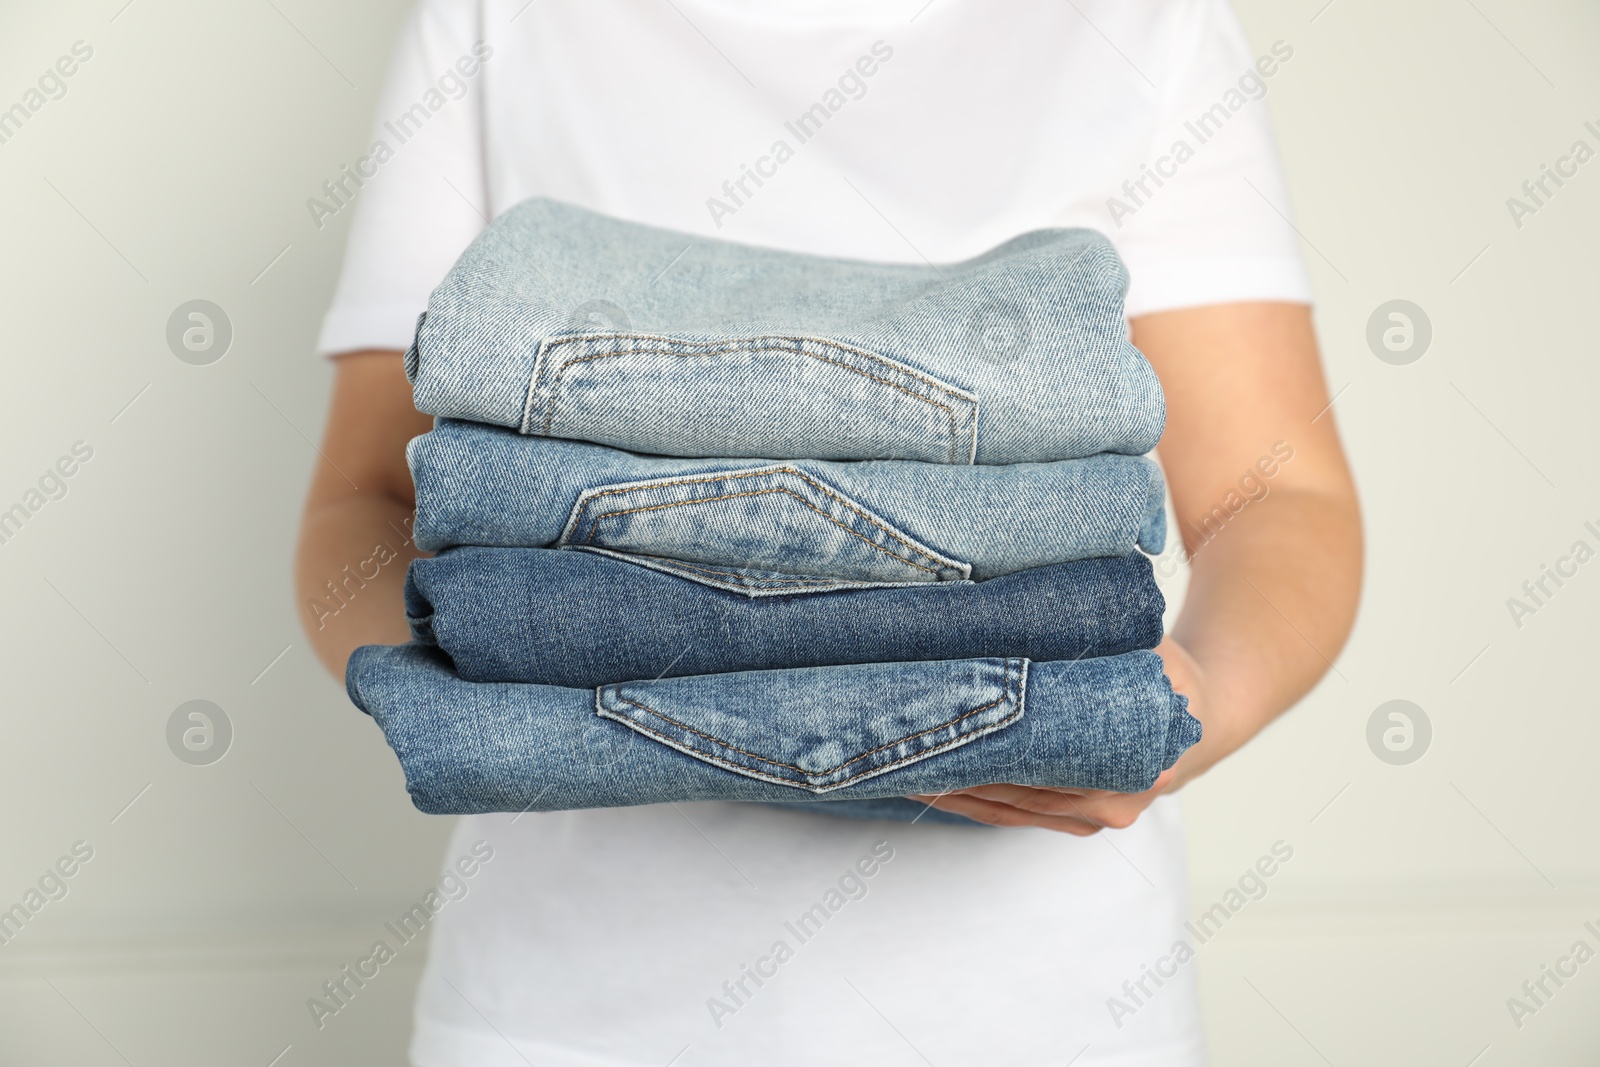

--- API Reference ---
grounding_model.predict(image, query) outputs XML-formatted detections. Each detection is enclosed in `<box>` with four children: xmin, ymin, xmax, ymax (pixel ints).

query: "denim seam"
<box><xmin>580</xmin><ymin>485</ymin><xmax>950</xmax><ymax>579</ymax></box>
<box><xmin>531</xmin><ymin>335</ymin><xmax>977</xmax><ymax>464</ymax></box>
<box><xmin>621</xmin><ymin>557</ymin><xmax>850</xmax><ymax>589</ymax></box>
<box><xmin>548</xmin><ymin>349</ymin><xmax>962</xmax><ymax>463</ymax></box>
<box><xmin>598</xmin><ymin>658</ymin><xmax>1023</xmax><ymax>789</ymax></box>
<box><xmin>521</xmin><ymin>341</ymin><xmax>548</xmax><ymax>436</ymax></box>
<box><xmin>573</xmin><ymin>466</ymin><xmax>961</xmax><ymax>573</ymax></box>
<box><xmin>541</xmin><ymin>333</ymin><xmax>975</xmax><ymax>407</ymax></box>
<box><xmin>573</xmin><ymin>547</ymin><xmax>898</xmax><ymax>596</ymax></box>
<box><xmin>597</xmin><ymin>713</ymin><xmax>1019</xmax><ymax>793</ymax></box>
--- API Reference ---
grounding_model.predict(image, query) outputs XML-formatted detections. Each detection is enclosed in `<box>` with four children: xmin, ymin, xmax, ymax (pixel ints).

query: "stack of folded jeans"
<box><xmin>347</xmin><ymin>198</ymin><xmax>1201</xmax><ymax>824</ymax></box>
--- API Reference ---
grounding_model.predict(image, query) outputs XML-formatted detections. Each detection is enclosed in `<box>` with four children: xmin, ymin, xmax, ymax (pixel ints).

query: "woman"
<box><xmin>296</xmin><ymin>1</ymin><xmax>1361</xmax><ymax>1062</ymax></box>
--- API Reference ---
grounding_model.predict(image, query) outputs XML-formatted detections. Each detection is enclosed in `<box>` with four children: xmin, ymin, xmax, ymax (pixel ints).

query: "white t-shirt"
<box><xmin>317</xmin><ymin>2</ymin><xmax>1311</xmax><ymax>1064</ymax></box>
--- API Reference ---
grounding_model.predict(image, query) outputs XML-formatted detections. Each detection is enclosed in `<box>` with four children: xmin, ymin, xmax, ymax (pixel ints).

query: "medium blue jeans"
<box><xmin>409</xmin><ymin>419</ymin><xmax>1167</xmax><ymax>583</ymax></box>
<box><xmin>405</xmin><ymin>547</ymin><xmax>1164</xmax><ymax>687</ymax></box>
<box><xmin>406</xmin><ymin>198</ymin><xmax>1164</xmax><ymax>464</ymax></box>
<box><xmin>347</xmin><ymin>643</ymin><xmax>1199</xmax><ymax>814</ymax></box>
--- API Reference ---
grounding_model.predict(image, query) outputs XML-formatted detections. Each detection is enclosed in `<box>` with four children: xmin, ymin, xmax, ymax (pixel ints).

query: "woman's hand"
<box><xmin>909</xmin><ymin>637</ymin><xmax>1216</xmax><ymax>834</ymax></box>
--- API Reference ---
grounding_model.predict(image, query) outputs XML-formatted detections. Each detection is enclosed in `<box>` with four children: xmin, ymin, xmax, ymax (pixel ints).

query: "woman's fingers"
<box><xmin>907</xmin><ymin>762</ymin><xmax>1183</xmax><ymax>833</ymax></box>
<box><xmin>939</xmin><ymin>784</ymin><xmax>1094</xmax><ymax>816</ymax></box>
<box><xmin>913</xmin><ymin>783</ymin><xmax>1163</xmax><ymax>831</ymax></box>
<box><xmin>909</xmin><ymin>793</ymin><xmax>1106</xmax><ymax>835</ymax></box>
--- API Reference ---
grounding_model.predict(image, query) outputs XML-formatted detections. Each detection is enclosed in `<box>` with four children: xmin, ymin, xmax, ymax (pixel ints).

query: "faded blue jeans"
<box><xmin>347</xmin><ymin>643</ymin><xmax>1199</xmax><ymax>815</ymax></box>
<box><xmin>405</xmin><ymin>547</ymin><xmax>1164</xmax><ymax>687</ymax></box>
<box><xmin>409</xmin><ymin>419</ymin><xmax>1167</xmax><ymax>583</ymax></box>
<box><xmin>405</xmin><ymin>197</ymin><xmax>1163</xmax><ymax>464</ymax></box>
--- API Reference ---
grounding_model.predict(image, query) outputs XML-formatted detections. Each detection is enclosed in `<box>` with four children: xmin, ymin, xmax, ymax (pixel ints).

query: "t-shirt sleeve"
<box><xmin>1115</xmin><ymin>0</ymin><xmax>1314</xmax><ymax>318</ymax></box>
<box><xmin>315</xmin><ymin>0</ymin><xmax>489</xmax><ymax>357</ymax></box>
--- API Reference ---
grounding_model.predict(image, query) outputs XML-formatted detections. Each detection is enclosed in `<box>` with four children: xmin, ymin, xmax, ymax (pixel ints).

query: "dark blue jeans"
<box><xmin>405</xmin><ymin>547</ymin><xmax>1164</xmax><ymax>688</ymax></box>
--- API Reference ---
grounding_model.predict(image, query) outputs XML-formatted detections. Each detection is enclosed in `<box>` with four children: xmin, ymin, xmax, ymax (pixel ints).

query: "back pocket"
<box><xmin>558</xmin><ymin>465</ymin><xmax>970</xmax><ymax>586</ymax></box>
<box><xmin>523</xmin><ymin>333</ymin><xmax>980</xmax><ymax>463</ymax></box>
<box><xmin>596</xmin><ymin>658</ymin><xmax>1027</xmax><ymax>792</ymax></box>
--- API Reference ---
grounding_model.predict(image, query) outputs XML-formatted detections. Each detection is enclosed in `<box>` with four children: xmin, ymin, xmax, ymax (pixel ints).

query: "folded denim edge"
<box><xmin>345</xmin><ymin>644</ymin><xmax>374</xmax><ymax>716</ymax></box>
<box><xmin>1164</xmin><ymin>690</ymin><xmax>1202</xmax><ymax>767</ymax></box>
<box><xmin>401</xmin><ymin>562</ymin><xmax>439</xmax><ymax>648</ymax></box>
<box><xmin>1138</xmin><ymin>471</ymin><xmax>1168</xmax><ymax>555</ymax></box>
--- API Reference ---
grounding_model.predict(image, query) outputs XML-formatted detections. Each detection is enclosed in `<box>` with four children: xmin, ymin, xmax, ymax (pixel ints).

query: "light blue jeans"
<box><xmin>347</xmin><ymin>644</ymin><xmax>1199</xmax><ymax>815</ymax></box>
<box><xmin>405</xmin><ymin>198</ymin><xmax>1164</xmax><ymax>463</ymax></box>
<box><xmin>409</xmin><ymin>419</ymin><xmax>1167</xmax><ymax>583</ymax></box>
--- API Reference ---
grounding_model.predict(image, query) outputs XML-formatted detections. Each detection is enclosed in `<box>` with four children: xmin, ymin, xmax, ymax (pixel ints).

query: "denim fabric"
<box><xmin>405</xmin><ymin>547</ymin><xmax>1163</xmax><ymax>688</ymax></box>
<box><xmin>346</xmin><ymin>643</ymin><xmax>1199</xmax><ymax>814</ymax></box>
<box><xmin>764</xmin><ymin>798</ymin><xmax>981</xmax><ymax>826</ymax></box>
<box><xmin>409</xmin><ymin>419</ymin><xmax>1168</xmax><ymax>581</ymax></box>
<box><xmin>405</xmin><ymin>198</ymin><xmax>1164</xmax><ymax>464</ymax></box>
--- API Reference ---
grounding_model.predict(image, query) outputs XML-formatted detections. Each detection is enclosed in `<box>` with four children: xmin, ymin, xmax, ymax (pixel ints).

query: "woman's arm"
<box><xmin>916</xmin><ymin>301</ymin><xmax>1363</xmax><ymax>831</ymax></box>
<box><xmin>295</xmin><ymin>351</ymin><xmax>433</xmax><ymax>677</ymax></box>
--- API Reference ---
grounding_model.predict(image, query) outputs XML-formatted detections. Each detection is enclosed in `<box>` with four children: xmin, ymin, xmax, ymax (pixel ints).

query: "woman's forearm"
<box><xmin>293</xmin><ymin>351</ymin><xmax>433</xmax><ymax>679</ymax></box>
<box><xmin>295</xmin><ymin>493</ymin><xmax>425</xmax><ymax>678</ymax></box>
<box><xmin>1169</xmin><ymin>483</ymin><xmax>1363</xmax><ymax>783</ymax></box>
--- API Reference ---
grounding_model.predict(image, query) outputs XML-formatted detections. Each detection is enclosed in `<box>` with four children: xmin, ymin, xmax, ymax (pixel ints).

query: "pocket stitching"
<box><xmin>602</xmin><ymin>658</ymin><xmax>1022</xmax><ymax>789</ymax></box>
<box><xmin>569</xmin><ymin>466</ymin><xmax>967</xmax><ymax>580</ymax></box>
<box><xmin>576</xmin><ymin>547</ymin><xmax>898</xmax><ymax>595</ymax></box>
<box><xmin>536</xmin><ymin>335</ymin><xmax>976</xmax><ymax>464</ymax></box>
<box><xmin>585</xmin><ymin>488</ymin><xmax>943</xmax><ymax>579</ymax></box>
<box><xmin>621</xmin><ymin>556</ymin><xmax>848</xmax><ymax>589</ymax></box>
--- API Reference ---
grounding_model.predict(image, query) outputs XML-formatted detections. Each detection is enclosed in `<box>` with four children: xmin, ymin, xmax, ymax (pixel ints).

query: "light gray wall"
<box><xmin>0</xmin><ymin>1</ymin><xmax>1595</xmax><ymax>1064</ymax></box>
